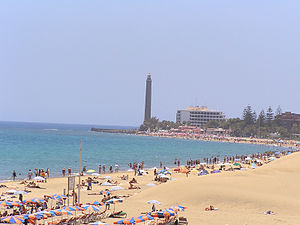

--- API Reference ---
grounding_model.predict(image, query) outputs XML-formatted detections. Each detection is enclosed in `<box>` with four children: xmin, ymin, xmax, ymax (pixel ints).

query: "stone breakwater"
<box><xmin>90</xmin><ymin>128</ymin><xmax>137</xmax><ymax>134</ymax></box>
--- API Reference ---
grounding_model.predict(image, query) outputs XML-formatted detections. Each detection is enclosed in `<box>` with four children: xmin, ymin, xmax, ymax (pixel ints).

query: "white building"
<box><xmin>176</xmin><ymin>106</ymin><xmax>225</xmax><ymax>127</ymax></box>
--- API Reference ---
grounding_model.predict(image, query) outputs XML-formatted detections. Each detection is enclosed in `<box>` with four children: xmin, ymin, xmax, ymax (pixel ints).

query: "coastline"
<box><xmin>135</xmin><ymin>132</ymin><xmax>300</xmax><ymax>149</ymax></box>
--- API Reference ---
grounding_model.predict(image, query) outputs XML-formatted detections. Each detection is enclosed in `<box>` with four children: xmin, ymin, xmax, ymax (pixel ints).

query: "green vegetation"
<box><xmin>206</xmin><ymin>105</ymin><xmax>300</xmax><ymax>139</ymax></box>
<box><xmin>139</xmin><ymin>117</ymin><xmax>181</xmax><ymax>132</ymax></box>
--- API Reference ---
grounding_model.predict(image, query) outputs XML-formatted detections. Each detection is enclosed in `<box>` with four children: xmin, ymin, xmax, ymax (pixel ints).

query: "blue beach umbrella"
<box><xmin>82</xmin><ymin>205</ymin><xmax>101</xmax><ymax>212</ymax></box>
<box><xmin>100</xmin><ymin>190</ymin><xmax>111</xmax><ymax>195</ymax></box>
<box><xmin>211</xmin><ymin>170</ymin><xmax>221</xmax><ymax>174</ymax></box>
<box><xmin>1</xmin><ymin>215</ymin><xmax>25</xmax><ymax>224</ymax></box>
<box><xmin>106</xmin><ymin>198</ymin><xmax>123</xmax><ymax>204</ymax></box>
<box><xmin>51</xmin><ymin>194</ymin><xmax>68</xmax><ymax>200</ymax></box>
<box><xmin>89</xmin><ymin>200</ymin><xmax>105</xmax><ymax>206</ymax></box>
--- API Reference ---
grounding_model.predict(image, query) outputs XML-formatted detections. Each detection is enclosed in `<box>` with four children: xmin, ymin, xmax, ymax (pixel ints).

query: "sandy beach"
<box><xmin>1</xmin><ymin>151</ymin><xmax>299</xmax><ymax>225</ymax></box>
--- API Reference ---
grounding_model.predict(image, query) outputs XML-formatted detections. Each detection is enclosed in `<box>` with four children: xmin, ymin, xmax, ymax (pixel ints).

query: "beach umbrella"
<box><xmin>89</xmin><ymin>200</ymin><xmax>105</xmax><ymax>206</ymax></box>
<box><xmin>161</xmin><ymin>209</ymin><xmax>176</xmax><ymax>217</ymax></box>
<box><xmin>158</xmin><ymin>174</ymin><xmax>170</xmax><ymax>179</ymax></box>
<box><xmin>198</xmin><ymin>169</ymin><xmax>209</xmax><ymax>176</ymax></box>
<box><xmin>6</xmin><ymin>189</ymin><xmax>17</xmax><ymax>194</ymax></box>
<box><xmin>0</xmin><ymin>200</ymin><xmax>22</xmax><ymax>207</ymax></box>
<box><xmin>87</xmin><ymin>170</ymin><xmax>95</xmax><ymax>173</ymax></box>
<box><xmin>106</xmin><ymin>198</ymin><xmax>123</xmax><ymax>212</ymax></box>
<box><xmin>136</xmin><ymin>215</ymin><xmax>154</xmax><ymax>221</ymax></box>
<box><xmin>233</xmin><ymin>163</ymin><xmax>241</xmax><ymax>166</ymax></box>
<box><xmin>89</xmin><ymin>222</ymin><xmax>109</xmax><ymax>225</ymax></box>
<box><xmin>150</xmin><ymin>212</ymin><xmax>159</xmax><ymax>217</ymax></box>
<box><xmin>13</xmin><ymin>190</ymin><xmax>28</xmax><ymax>195</ymax></box>
<box><xmin>109</xmin><ymin>186</ymin><xmax>124</xmax><ymax>191</ymax></box>
<box><xmin>33</xmin><ymin>176</ymin><xmax>46</xmax><ymax>181</ymax></box>
<box><xmin>190</xmin><ymin>169</ymin><xmax>198</xmax><ymax>173</ymax></box>
<box><xmin>157</xmin><ymin>169</ymin><xmax>166</xmax><ymax>174</ymax></box>
<box><xmin>56</xmin><ymin>209</ymin><xmax>73</xmax><ymax>215</ymax></box>
<box><xmin>1</xmin><ymin>215</ymin><xmax>25</xmax><ymax>224</ymax></box>
<box><xmin>91</xmin><ymin>173</ymin><xmax>101</xmax><ymax>176</ymax></box>
<box><xmin>63</xmin><ymin>206</ymin><xmax>85</xmax><ymax>211</ymax></box>
<box><xmin>100</xmin><ymin>190</ymin><xmax>112</xmax><ymax>195</ymax></box>
<box><xmin>49</xmin><ymin>210</ymin><xmax>62</xmax><ymax>216</ymax></box>
<box><xmin>106</xmin><ymin>198</ymin><xmax>123</xmax><ymax>204</ymax></box>
<box><xmin>147</xmin><ymin>200</ymin><xmax>161</xmax><ymax>205</ymax></box>
<box><xmin>174</xmin><ymin>205</ymin><xmax>186</xmax><ymax>211</ymax></box>
<box><xmin>180</xmin><ymin>167</ymin><xmax>189</xmax><ymax>173</ymax></box>
<box><xmin>100</xmin><ymin>182</ymin><xmax>114</xmax><ymax>186</ymax></box>
<box><xmin>51</xmin><ymin>194</ymin><xmax>68</xmax><ymax>200</ymax></box>
<box><xmin>113</xmin><ymin>217</ymin><xmax>143</xmax><ymax>224</ymax></box>
<box><xmin>82</xmin><ymin>205</ymin><xmax>101</xmax><ymax>212</ymax></box>
<box><xmin>37</xmin><ymin>211</ymin><xmax>53</xmax><ymax>217</ymax></box>
<box><xmin>211</xmin><ymin>170</ymin><xmax>221</xmax><ymax>174</ymax></box>
<box><xmin>23</xmin><ymin>198</ymin><xmax>45</xmax><ymax>204</ymax></box>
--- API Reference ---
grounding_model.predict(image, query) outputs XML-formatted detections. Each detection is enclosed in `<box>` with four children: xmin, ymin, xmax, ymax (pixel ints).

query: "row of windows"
<box><xmin>190</xmin><ymin>115</ymin><xmax>223</xmax><ymax>119</ymax></box>
<box><xmin>190</xmin><ymin>111</ymin><xmax>222</xmax><ymax>115</ymax></box>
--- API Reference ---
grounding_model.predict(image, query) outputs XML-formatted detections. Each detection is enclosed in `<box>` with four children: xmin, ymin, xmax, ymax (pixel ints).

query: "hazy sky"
<box><xmin>1</xmin><ymin>1</ymin><xmax>299</xmax><ymax>126</ymax></box>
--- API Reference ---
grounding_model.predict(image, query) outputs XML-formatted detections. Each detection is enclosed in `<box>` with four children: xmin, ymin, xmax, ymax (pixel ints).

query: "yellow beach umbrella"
<box><xmin>87</xmin><ymin>170</ymin><xmax>95</xmax><ymax>173</ymax></box>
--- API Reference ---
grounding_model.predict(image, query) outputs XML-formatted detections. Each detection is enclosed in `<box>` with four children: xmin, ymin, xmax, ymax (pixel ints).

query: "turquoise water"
<box><xmin>0</xmin><ymin>121</ymin><xmax>283</xmax><ymax>180</ymax></box>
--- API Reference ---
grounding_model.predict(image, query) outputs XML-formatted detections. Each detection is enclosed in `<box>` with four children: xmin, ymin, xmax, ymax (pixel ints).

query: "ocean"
<box><xmin>0</xmin><ymin>121</ymin><xmax>284</xmax><ymax>180</ymax></box>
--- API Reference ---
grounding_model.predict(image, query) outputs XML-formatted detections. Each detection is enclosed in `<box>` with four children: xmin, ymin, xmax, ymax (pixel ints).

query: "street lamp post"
<box><xmin>78</xmin><ymin>140</ymin><xmax>82</xmax><ymax>205</ymax></box>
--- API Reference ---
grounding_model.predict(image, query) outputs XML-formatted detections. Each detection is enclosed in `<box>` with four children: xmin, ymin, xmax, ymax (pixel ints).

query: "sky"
<box><xmin>0</xmin><ymin>1</ymin><xmax>299</xmax><ymax>126</ymax></box>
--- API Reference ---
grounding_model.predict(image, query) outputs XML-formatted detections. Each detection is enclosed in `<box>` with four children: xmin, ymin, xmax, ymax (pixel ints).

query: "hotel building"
<box><xmin>176</xmin><ymin>106</ymin><xmax>225</xmax><ymax>127</ymax></box>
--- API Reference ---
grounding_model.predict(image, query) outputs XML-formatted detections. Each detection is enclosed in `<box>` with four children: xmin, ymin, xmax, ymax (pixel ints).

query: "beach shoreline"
<box><xmin>136</xmin><ymin>132</ymin><xmax>300</xmax><ymax>149</ymax></box>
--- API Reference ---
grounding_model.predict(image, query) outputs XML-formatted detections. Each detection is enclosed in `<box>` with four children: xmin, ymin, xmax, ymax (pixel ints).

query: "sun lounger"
<box><xmin>109</xmin><ymin>211</ymin><xmax>127</xmax><ymax>218</ymax></box>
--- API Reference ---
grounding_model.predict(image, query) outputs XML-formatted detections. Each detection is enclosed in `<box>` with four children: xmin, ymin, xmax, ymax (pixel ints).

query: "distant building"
<box><xmin>176</xmin><ymin>106</ymin><xmax>225</xmax><ymax>127</ymax></box>
<box><xmin>144</xmin><ymin>73</ymin><xmax>152</xmax><ymax>121</ymax></box>
<box><xmin>277</xmin><ymin>112</ymin><xmax>300</xmax><ymax>125</ymax></box>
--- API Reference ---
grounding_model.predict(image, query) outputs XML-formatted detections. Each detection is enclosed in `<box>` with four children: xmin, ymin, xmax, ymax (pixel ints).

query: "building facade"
<box><xmin>144</xmin><ymin>73</ymin><xmax>152</xmax><ymax>121</ymax></box>
<box><xmin>176</xmin><ymin>106</ymin><xmax>225</xmax><ymax>127</ymax></box>
<box><xmin>277</xmin><ymin>112</ymin><xmax>300</xmax><ymax>125</ymax></box>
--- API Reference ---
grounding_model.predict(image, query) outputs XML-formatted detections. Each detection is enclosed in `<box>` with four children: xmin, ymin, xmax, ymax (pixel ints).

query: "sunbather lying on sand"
<box><xmin>129</xmin><ymin>183</ymin><xmax>140</xmax><ymax>189</ymax></box>
<box><xmin>264</xmin><ymin>210</ymin><xmax>275</xmax><ymax>215</ymax></box>
<box><xmin>26</xmin><ymin>181</ymin><xmax>40</xmax><ymax>188</ymax></box>
<box><xmin>205</xmin><ymin>205</ymin><xmax>218</xmax><ymax>211</ymax></box>
<box><xmin>120</xmin><ymin>175</ymin><xmax>129</xmax><ymax>180</ymax></box>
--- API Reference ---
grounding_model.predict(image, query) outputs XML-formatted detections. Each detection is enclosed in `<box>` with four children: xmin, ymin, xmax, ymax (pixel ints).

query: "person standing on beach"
<box><xmin>99</xmin><ymin>165</ymin><xmax>101</xmax><ymax>174</ymax></box>
<box><xmin>103</xmin><ymin>165</ymin><xmax>106</xmax><ymax>174</ymax></box>
<box><xmin>68</xmin><ymin>168</ymin><xmax>71</xmax><ymax>176</ymax></box>
<box><xmin>115</xmin><ymin>164</ymin><xmax>119</xmax><ymax>173</ymax></box>
<box><xmin>12</xmin><ymin>170</ymin><xmax>16</xmax><ymax>181</ymax></box>
<box><xmin>62</xmin><ymin>168</ymin><xmax>66</xmax><ymax>176</ymax></box>
<box><xmin>28</xmin><ymin>170</ymin><xmax>32</xmax><ymax>180</ymax></box>
<box><xmin>160</xmin><ymin>162</ymin><xmax>162</xmax><ymax>168</ymax></box>
<box><xmin>109</xmin><ymin>165</ymin><xmax>113</xmax><ymax>173</ymax></box>
<box><xmin>46</xmin><ymin>168</ymin><xmax>50</xmax><ymax>178</ymax></box>
<box><xmin>19</xmin><ymin>194</ymin><xmax>23</xmax><ymax>202</ymax></box>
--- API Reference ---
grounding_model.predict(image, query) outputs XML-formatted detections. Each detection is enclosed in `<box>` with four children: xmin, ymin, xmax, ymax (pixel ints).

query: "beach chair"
<box><xmin>109</xmin><ymin>210</ymin><xmax>127</xmax><ymax>218</ymax></box>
